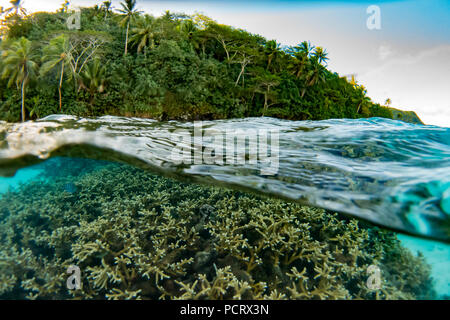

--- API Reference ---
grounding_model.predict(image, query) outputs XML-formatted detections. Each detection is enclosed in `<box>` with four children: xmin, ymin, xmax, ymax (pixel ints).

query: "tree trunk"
<box><xmin>263</xmin><ymin>92</ymin><xmax>268</xmax><ymax>116</ymax></box>
<box><xmin>125</xmin><ymin>21</ymin><xmax>130</xmax><ymax>56</ymax></box>
<box><xmin>356</xmin><ymin>102</ymin><xmax>362</xmax><ymax>114</ymax></box>
<box><xmin>267</xmin><ymin>57</ymin><xmax>272</xmax><ymax>71</ymax></box>
<box><xmin>220</xmin><ymin>39</ymin><xmax>230</xmax><ymax>61</ymax></box>
<box><xmin>201</xmin><ymin>40</ymin><xmax>206</xmax><ymax>57</ymax></box>
<box><xmin>301</xmin><ymin>88</ymin><xmax>306</xmax><ymax>98</ymax></box>
<box><xmin>90</xmin><ymin>93</ymin><xmax>95</xmax><ymax>106</ymax></box>
<box><xmin>59</xmin><ymin>62</ymin><xmax>65</xmax><ymax>111</ymax></box>
<box><xmin>235</xmin><ymin>63</ymin><xmax>246</xmax><ymax>87</ymax></box>
<box><xmin>21</xmin><ymin>79</ymin><xmax>26</xmax><ymax>122</ymax></box>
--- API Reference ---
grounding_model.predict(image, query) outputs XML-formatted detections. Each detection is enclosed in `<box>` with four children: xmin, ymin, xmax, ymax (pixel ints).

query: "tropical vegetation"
<box><xmin>0</xmin><ymin>1</ymin><xmax>404</xmax><ymax>122</ymax></box>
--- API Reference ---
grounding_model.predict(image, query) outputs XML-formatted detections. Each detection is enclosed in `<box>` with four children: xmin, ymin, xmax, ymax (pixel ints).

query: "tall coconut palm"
<box><xmin>306</xmin><ymin>59</ymin><xmax>327</xmax><ymax>87</ymax></box>
<box><xmin>313</xmin><ymin>46</ymin><xmax>329</xmax><ymax>65</ymax></box>
<box><xmin>40</xmin><ymin>34</ymin><xmax>71</xmax><ymax>111</ymax></box>
<box><xmin>59</xmin><ymin>0</ymin><xmax>70</xmax><ymax>13</ymax></box>
<box><xmin>2</xmin><ymin>0</ymin><xmax>27</xmax><ymax>17</ymax></box>
<box><xmin>101</xmin><ymin>1</ymin><xmax>113</xmax><ymax>21</ymax></box>
<box><xmin>117</xmin><ymin>0</ymin><xmax>142</xmax><ymax>56</ymax></box>
<box><xmin>300</xmin><ymin>59</ymin><xmax>326</xmax><ymax>98</ymax></box>
<box><xmin>129</xmin><ymin>15</ymin><xmax>159</xmax><ymax>54</ymax></box>
<box><xmin>384</xmin><ymin>98</ymin><xmax>392</xmax><ymax>107</ymax></box>
<box><xmin>356</xmin><ymin>95</ymin><xmax>372</xmax><ymax>114</ymax></box>
<box><xmin>349</xmin><ymin>74</ymin><xmax>358</xmax><ymax>87</ymax></box>
<box><xmin>264</xmin><ymin>40</ymin><xmax>281</xmax><ymax>72</ymax></box>
<box><xmin>1</xmin><ymin>37</ymin><xmax>38</xmax><ymax>122</ymax></box>
<box><xmin>298</xmin><ymin>41</ymin><xmax>315</xmax><ymax>58</ymax></box>
<box><xmin>288</xmin><ymin>52</ymin><xmax>308</xmax><ymax>79</ymax></box>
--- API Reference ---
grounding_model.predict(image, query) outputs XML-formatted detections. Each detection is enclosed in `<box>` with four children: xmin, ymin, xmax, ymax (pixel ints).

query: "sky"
<box><xmin>1</xmin><ymin>0</ymin><xmax>449</xmax><ymax>127</ymax></box>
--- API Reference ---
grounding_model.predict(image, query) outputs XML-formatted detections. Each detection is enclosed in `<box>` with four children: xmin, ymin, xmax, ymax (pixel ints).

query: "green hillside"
<box><xmin>0</xmin><ymin>1</ymin><xmax>408</xmax><ymax>123</ymax></box>
<box><xmin>389</xmin><ymin>108</ymin><xmax>424</xmax><ymax>125</ymax></box>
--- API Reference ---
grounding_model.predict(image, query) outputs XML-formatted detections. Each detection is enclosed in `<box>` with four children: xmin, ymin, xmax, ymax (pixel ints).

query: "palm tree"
<box><xmin>264</xmin><ymin>40</ymin><xmax>281</xmax><ymax>71</ymax></box>
<box><xmin>178</xmin><ymin>19</ymin><xmax>198</xmax><ymax>40</ymax></box>
<box><xmin>298</xmin><ymin>41</ymin><xmax>315</xmax><ymax>58</ymax></box>
<box><xmin>40</xmin><ymin>35</ymin><xmax>70</xmax><ymax>111</ymax></box>
<box><xmin>59</xmin><ymin>0</ymin><xmax>70</xmax><ymax>13</ymax></box>
<box><xmin>349</xmin><ymin>74</ymin><xmax>358</xmax><ymax>87</ymax></box>
<box><xmin>2</xmin><ymin>0</ymin><xmax>27</xmax><ymax>17</ymax></box>
<box><xmin>300</xmin><ymin>58</ymin><xmax>326</xmax><ymax>97</ymax></box>
<box><xmin>356</xmin><ymin>95</ymin><xmax>372</xmax><ymax>114</ymax></box>
<box><xmin>306</xmin><ymin>59</ymin><xmax>326</xmax><ymax>87</ymax></box>
<box><xmin>129</xmin><ymin>15</ymin><xmax>159</xmax><ymax>54</ymax></box>
<box><xmin>117</xmin><ymin>0</ymin><xmax>142</xmax><ymax>56</ymax></box>
<box><xmin>101</xmin><ymin>1</ymin><xmax>113</xmax><ymax>21</ymax></box>
<box><xmin>80</xmin><ymin>59</ymin><xmax>107</xmax><ymax>106</ymax></box>
<box><xmin>1</xmin><ymin>37</ymin><xmax>38</xmax><ymax>122</ymax></box>
<box><xmin>288</xmin><ymin>52</ymin><xmax>308</xmax><ymax>79</ymax></box>
<box><xmin>313</xmin><ymin>46</ymin><xmax>329</xmax><ymax>65</ymax></box>
<box><xmin>384</xmin><ymin>98</ymin><xmax>392</xmax><ymax>107</ymax></box>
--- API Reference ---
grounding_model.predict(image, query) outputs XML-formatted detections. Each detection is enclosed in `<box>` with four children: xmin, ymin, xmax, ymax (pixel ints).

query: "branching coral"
<box><xmin>0</xmin><ymin>159</ymin><xmax>437</xmax><ymax>300</ymax></box>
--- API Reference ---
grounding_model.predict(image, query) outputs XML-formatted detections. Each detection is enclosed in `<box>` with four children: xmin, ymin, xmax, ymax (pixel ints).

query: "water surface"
<box><xmin>1</xmin><ymin>116</ymin><xmax>449</xmax><ymax>242</ymax></box>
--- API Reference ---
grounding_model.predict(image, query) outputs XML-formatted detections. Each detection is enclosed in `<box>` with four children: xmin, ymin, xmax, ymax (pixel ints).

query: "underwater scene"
<box><xmin>0</xmin><ymin>116</ymin><xmax>449</xmax><ymax>300</ymax></box>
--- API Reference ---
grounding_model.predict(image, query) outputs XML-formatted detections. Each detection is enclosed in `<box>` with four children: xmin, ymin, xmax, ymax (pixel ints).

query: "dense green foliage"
<box><xmin>390</xmin><ymin>108</ymin><xmax>423</xmax><ymax>125</ymax></box>
<box><xmin>0</xmin><ymin>1</ymin><xmax>395</xmax><ymax>122</ymax></box>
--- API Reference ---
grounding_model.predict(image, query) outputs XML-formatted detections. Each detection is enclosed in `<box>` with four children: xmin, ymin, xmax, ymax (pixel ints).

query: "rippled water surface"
<box><xmin>0</xmin><ymin>116</ymin><xmax>449</xmax><ymax>300</ymax></box>
<box><xmin>1</xmin><ymin>116</ymin><xmax>449</xmax><ymax>241</ymax></box>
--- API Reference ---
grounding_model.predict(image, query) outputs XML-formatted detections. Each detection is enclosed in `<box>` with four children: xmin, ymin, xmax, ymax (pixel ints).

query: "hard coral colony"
<box><xmin>0</xmin><ymin>160</ymin><xmax>435</xmax><ymax>300</ymax></box>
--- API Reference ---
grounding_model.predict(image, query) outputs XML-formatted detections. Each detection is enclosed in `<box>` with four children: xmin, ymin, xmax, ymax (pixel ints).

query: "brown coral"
<box><xmin>0</xmin><ymin>158</ymin><xmax>436</xmax><ymax>300</ymax></box>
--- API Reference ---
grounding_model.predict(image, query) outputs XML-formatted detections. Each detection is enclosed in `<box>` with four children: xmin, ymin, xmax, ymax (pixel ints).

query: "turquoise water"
<box><xmin>0</xmin><ymin>166</ymin><xmax>43</xmax><ymax>194</ymax></box>
<box><xmin>397</xmin><ymin>234</ymin><xmax>449</xmax><ymax>295</ymax></box>
<box><xmin>0</xmin><ymin>116</ymin><xmax>449</xmax><ymax>299</ymax></box>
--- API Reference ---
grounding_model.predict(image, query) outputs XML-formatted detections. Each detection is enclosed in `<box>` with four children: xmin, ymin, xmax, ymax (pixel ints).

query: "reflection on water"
<box><xmin>0</xmin><ymin>157</ymin><xmax>448</xmax><ymax>300</ymax></box>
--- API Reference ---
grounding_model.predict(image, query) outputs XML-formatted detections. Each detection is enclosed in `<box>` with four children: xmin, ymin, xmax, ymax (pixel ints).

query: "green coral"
<box><xmin>0</xmin><ymin>159</ymin><xmax>436</xmax><ymax>300</ymax></box>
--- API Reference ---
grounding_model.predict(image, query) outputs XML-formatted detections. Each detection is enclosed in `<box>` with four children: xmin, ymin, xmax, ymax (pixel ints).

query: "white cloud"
<box><xmin>378</xmin><ymin>44</ymin><xmax>393</xmax><ymax>61</ymax></box>
<box><xmin>359</xmin><ymin>45</ymin><xmax>450</xmax><ymax>127</ymax></box>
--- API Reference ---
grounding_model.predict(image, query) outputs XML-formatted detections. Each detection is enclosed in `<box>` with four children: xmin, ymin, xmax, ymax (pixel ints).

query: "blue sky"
<box><xmin>1</xmin><ymin>0</ymin><xmax>449</xmax><ymax>126</ymax></box>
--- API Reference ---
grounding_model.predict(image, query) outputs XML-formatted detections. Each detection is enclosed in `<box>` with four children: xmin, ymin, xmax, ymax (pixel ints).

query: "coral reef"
<box><xmin>0</xmin><ymin>159</ymin><xmax>436</xmax><ymax>300</ymax></box>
